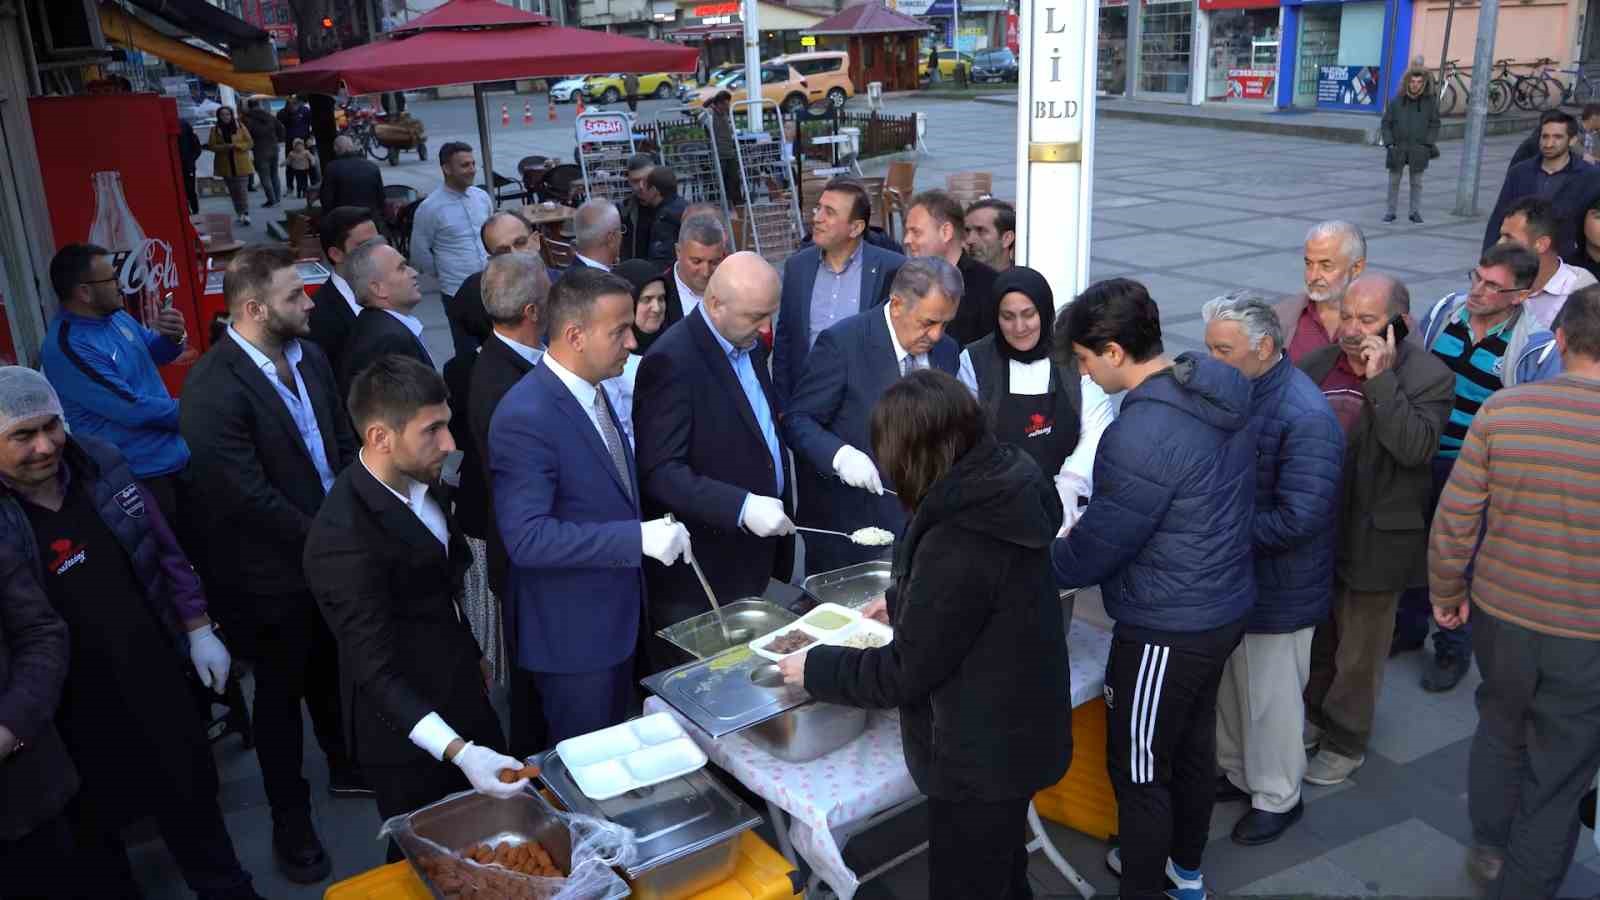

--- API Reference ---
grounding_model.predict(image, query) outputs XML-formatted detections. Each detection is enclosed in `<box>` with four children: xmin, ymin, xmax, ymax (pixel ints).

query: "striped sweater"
<box><xmin>1428</xmin><ymin>373</ymin><xmax>1600</xmax><ymax>640</ymax></box>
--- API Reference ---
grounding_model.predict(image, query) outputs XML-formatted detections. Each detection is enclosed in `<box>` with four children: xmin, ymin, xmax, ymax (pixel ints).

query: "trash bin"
<box><xmin>867</xmin><ymin>81</ymin><xmax>883</xmax><ymax>108</ymax></box>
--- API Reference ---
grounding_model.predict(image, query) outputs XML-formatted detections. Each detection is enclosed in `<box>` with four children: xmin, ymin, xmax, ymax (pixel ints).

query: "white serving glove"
<box><xmin>640</xmin><ymin>516</ymin><xmax>693</xmax><ymax>565</ymax></box>
<box><xmin>187</xmin><ymin>623</ymin><xmax>231</xmax><ymax>694</ymax></box>
<box><xmin>832</xmin><ymin>445</ymin><xmax>883</xmax><ymax>495</ymax></box>
<box><xmin>452</xmin><ymin>742</ymin><xmax>529</xmax><ymax>799</ymax></box>
<box><xmin>1056</xmin><ymin>473</ymin><xmax>1090</xmax><ymax>538</ymax></box>
<box><xmin>740</xmin><ymin>495</ymin><xmax>795</xmax><ymax>537</ymax></box>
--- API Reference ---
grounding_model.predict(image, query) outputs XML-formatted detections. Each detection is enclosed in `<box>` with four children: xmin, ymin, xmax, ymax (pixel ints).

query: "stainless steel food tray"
<box><xmin>394</xmin><ymin>790</ymin><xmax>573</xmax><ymax>899</ymax></box>
<box><xmin>642</xmin><ymin>647</ymin><xmax>808</xmax><ymax>739</ymax></box>
<box><xmin>656</xmin><ymin>599</ymin><xmax>797</xmax><ymax>660</ymax></box>
<box><xmin>801</xmin><ymin>560</ymin><xmax>893</xmax><ymax>610</ymax></box>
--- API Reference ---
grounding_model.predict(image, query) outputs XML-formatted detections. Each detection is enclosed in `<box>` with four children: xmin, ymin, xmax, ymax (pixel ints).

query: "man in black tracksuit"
<box><xmin>1050</xmin><ymin>280</ymin><xmax>1257</xmax><ymax>900</ymax></box>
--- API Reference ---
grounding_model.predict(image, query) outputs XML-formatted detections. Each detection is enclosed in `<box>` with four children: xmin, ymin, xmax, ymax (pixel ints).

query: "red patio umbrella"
<box><xmin>270</xmin><ymin>0</ymin><xmax>698</xmax><ymax>192</ymax></box>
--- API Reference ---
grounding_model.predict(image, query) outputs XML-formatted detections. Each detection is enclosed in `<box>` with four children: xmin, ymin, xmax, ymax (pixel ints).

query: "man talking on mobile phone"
<box><xmin>1294</xmin><ymin>273</ymin><xmax>1454</xmax><ymax>787</ymax></box>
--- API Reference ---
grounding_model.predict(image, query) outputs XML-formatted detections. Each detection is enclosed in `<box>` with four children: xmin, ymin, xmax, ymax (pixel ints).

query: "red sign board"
<box><xmin>1226</xmin><ymin>68</ymin><xmax>1275</xmax><ymax>100</ymax></box>
<box><xmin>1005</xmin><ymin>11</ymin><xmax>1019</xmax><ymax>53</ymax></box>
<box><xmin>1198</xmin><ymin>0</ymin><xmax>1279</xmax><ymax>8</ymax></box>
<box><xmin>692</xmin><ymin>2</ymin><xmax>739</xmax><ymax>16</ymax></box>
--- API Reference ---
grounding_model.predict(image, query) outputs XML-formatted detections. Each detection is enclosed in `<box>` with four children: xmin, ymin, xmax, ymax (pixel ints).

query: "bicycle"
<box><xmin>1438</xmin><ymin>59</ymin><xmax>1510</xmax><ymax>117</ymax></box>
<box><xmin>1510</xmin><ymin>57</ymin><xmax>1563</xmax><ymax>111</ymax></box>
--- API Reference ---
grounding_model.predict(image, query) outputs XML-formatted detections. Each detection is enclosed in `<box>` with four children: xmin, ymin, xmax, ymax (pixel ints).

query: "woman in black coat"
<box><xmin>778</xmin><ymin>370</ymin><xmax>1072</xmax><ymax>900</ymax></box>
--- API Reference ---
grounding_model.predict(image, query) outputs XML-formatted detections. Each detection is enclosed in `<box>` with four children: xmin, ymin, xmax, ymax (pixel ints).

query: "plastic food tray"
<box><xmin>555</xmin><ymin>713</ymin><xmax>709</xmax><ymax>801</ymax></box>
<box><xmin>836</xmin><ymin>618</ymin><xmax>893</xmax><ymax>650</ymax></box>
<box><xmin>747</xmin><ymin>603</ymin><xmax>893</xmax><ymax>662</ymax></box>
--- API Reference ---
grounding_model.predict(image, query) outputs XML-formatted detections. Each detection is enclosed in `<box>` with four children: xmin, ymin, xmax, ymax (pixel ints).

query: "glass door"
<box><xmin>1099</xmin><ymin>4</ymin><xmax>1130</xmax><ymax>95</ymax></box>
<box><xmin>1138</xmin><ymin>0</ymin><xmax>1194</xmax><ymax>98</ymax></box>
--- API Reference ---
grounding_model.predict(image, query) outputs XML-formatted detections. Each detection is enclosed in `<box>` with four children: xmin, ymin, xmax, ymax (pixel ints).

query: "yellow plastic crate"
<box><xmin>325</xmin><ymin>831</ymin><xmax>798</xmax><ymax>900</ymax></box>
<box><xmin>1033</xmin><ymin>698</ymin><xmax>1119</xmax><ymax>841</ymax></box>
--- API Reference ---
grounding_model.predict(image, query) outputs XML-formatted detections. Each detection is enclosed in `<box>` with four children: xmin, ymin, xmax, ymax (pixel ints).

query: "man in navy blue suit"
<box><xmin>782</xmin><ymin>257</ymin><xmax>964</xmax><ymax>574</ymax></box>
<box><xmin>488</xmin><ymin>267</ymin><xmax>692</xmax><ymax>743</ymax></box>
<box><xmin>634</xmin><ymin>252</ymin><xmax>795</xmax><ymax>643</ymax></box>
<box><xmin>773</xmin><ymin>178</ymin><xmax>905</xmax><ymax>408</ymax></box>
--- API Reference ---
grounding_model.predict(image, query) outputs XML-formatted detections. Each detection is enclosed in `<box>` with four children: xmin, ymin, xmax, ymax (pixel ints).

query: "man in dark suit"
<box><xmin>340</xmin><ymin>239</ymin><xmax>432</xmax><ymax>395</ymax></box>
<box><xmin>902</xmin><ymin>189</ymin><xmax>998</xmax><ymax>346</ymax></box>
<box><xmin>489</xmin><ymin>267</ymin><xmax>692</xmax><ymax>742</ymax></box>
<box><xmin>319</xmin><ymin>135</ymin><xmax>385</xmax><ymax>219</ymax></box>
<box><xmin>782</xmin><ymin>257</ymin><xmax>964</xmax><ymax>574</ymax></box>
<box><xmin>179</xmin><ymin>245</ymin><xmax>361</xmax><ymax>883</ymax></box>
<box><xmin>660</xmin><ymin>209</ymin><xmax>729</xmax><ymax>331</ymax></box>
<box><xmin>304</xmin><ymin>357</ymin><xmax>527</xmax><ymax>846</ymax></box>
<box><xmin>307</xmin><ymin>206</ymin><xmax>381</xmax><ymax>377</ymax></box>
<box><xmin>448</xmin><ymin>211</ymin><xmax>555</xmax><ymax>357</ymax></box>
<box><xmin>774</xmin><ymin>178</ymin><xmax>905</xmax><ymax>407</ymax></box>
<box><xmin>635</xmin><ymin>252</ymin><xmax>794</xmax><ymax>643</ymax></box>
<box><xmin>468</xmin><ymin>251</ymin><xmax>551</xmax><ymax>757</ymax></box>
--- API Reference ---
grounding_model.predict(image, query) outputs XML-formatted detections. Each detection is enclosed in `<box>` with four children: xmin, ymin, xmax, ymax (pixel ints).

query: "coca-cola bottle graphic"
<box><xmin>86</xmin><ymin>171</ymin><xmax>194</xmax><ymax>361</ymax></box>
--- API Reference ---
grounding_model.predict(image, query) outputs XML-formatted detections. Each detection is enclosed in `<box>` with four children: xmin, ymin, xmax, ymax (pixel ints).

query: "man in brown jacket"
<box><xmin>1296</xmin><ymin>272</ymin><xmax>1454</xmax><ymax>786</ymax></box>
<box><xmin>1275</xmin><ymin>221</ymin><xmax>1368</xmax><ymax>364</ymax></box>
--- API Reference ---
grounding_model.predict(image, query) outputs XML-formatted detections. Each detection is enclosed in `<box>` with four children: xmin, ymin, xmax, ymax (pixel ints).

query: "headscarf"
<box><xmin>215</xmin><ymin>106</ymin><xmax>238</xmax><ymax>143</ymax></box>
<box><xmin>0</xmin><ymin>366</ymin><xmax>64</xmax><ymax>436</ymax></box>
<box><xmin>615</xmin><ymin>258</ymin><xmax>671</xmax><ymax>353</ymax></box>
<box><xmin>992</xmin><ymin>266</ymin><xmax>1055</xmax><ymax>364</ymax></box>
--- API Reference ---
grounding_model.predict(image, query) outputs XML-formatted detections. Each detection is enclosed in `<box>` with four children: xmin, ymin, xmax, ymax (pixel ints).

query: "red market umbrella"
<box><xmin>270</xmin><ymin>0</ymin><xmax>698</xmax><ymax>195</ymax></box>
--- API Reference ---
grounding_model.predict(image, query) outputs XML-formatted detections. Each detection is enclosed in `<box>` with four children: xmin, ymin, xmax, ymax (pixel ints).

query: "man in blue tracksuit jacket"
<box><xmin>1050</xmin><ymin>279</ymin><xmax>1256</xmax><ymax>900</ymax></box>
<box><xmin>38</xmin><ymin>244</ymin><xmax>191</xmax><ymax>517</ymax></box>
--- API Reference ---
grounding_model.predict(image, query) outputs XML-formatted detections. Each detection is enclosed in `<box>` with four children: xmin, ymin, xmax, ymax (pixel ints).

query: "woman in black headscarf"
<box><xmin>612</xmin><ymin>259</ymin><xmax>672</xmax><ymax>445</ymax></box>
<box><xmin>957</xmin><ymin>266</ymin><xmax>1116</xmax><ymax>530</ymax></box>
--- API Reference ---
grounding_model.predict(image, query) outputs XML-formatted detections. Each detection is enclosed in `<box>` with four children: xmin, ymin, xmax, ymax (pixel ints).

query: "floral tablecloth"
<box><xmin>642</xmin><ymin>619</ymin><xmax>1114</xmax><ymax>899</ymax></box>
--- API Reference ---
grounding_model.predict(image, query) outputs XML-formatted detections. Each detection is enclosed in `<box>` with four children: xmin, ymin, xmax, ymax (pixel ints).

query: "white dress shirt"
<box><xmin>410</xmin><ymin>185</ymin><xmax>494</xmax><ymax>297</ymax></box>
<box><xmin>542</xmin><ymin>352</ymin><xmax>635</xmax><ymax>450</ymax></box>
<box><xmin>225</xmin><ymin>327</ymin><xmax>337</xmax><ymax>492</ymax></box>
<box><xmin>674</xmin><ymin>263</ymin><xmax>705</xmax><ymax>319</ymax></box>
<box><xmin>329</xmin><ymin>271</ymin><xmax>361</xmax><ymax>318</ymax></box>
<box><xmin>383</xmin><ymin>308</ymin><xmax>426</xmax><ymax>339</ymax></box>
<box><xmin>494</xmin><ymin>330</ymin><xmax>544</xmax><ymax>367</ymax></box>
<box><xmin>883</xmin><ymin>303</ymin><xmax>926</xmax><ymax>370</ymax></box>
<box><xmin>1525</xmin><ymin>260</ymin><xmax>1599</xmax><ymax>329</ymax></box>
<box><xmin>574</xmin><ymin>253</ymin><xmax>612</xmax><ymax>272</ymax></box>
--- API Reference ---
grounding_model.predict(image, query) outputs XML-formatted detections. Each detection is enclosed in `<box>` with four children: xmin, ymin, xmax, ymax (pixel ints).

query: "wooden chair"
<box><xmin>543</xmin><ymin>237</ymin><xmax>576</xmax><ymax>269</ymax></box>
<box><xmin>540</xmin><ymin>164</ymin><xmax>583</xmax><ymax>205</ymax></box>
<box><xmin>881</xmin><ymin>160</ymin><xmax>917</xmax><ymax>240</ymax></box>
<box><xmin>946</xmin><ymin>171</ymin><xmax>994</xmax><ymax>208</ymax></box>
<box><xmin>856</xmin><ymin>176</ymin><xmax>887</xmax><ymax>230</ymax></box>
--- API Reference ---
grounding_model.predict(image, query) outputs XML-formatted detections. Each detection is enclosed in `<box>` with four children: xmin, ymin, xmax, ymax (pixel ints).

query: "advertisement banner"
<box><xmin>1226</xmin><ymin>68</ymin><xmax>1275</xmax><ymax>100</ymax></box>
<box><xmin>576</xmin><ymin>112</ymin><xmax>634</xmax><ymax>143</ymax></box>
<box><xmin>1316</xmin><ymin>65</ymin><xmax>1379</xmax><ymax>111</ymax></box>
<box><xmin>1006</xmin><ymin>11</ymin><xmax>1020</xmax><ymax>52</ymax></box>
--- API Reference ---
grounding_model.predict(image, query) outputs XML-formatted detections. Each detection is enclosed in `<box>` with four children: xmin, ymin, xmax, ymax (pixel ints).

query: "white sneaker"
<box><xmin>1304</xmin><ymin>748</ymin><xmax>1364</xmax><ymax>785</ymax></box>
<box><xmin>1303</xmin><ymin>720</ymin><xmax>1323</xmax><ymax>752</ymax></box>
<box><xmin>242</xmin><ymin>214</ymin><xmax>252</xmax><ymax>226</ymax></box>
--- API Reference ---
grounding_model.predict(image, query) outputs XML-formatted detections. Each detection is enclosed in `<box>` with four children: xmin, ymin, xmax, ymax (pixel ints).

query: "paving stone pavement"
<box><xmin>145</xmin><ymin>97</ymin><xmax>1600</xmax><ymax>899</ymax></box>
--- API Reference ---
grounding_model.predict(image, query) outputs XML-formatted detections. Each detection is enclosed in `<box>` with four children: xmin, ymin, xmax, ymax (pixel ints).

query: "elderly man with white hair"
<box><xmin>318</xmin><ymin>134</ymin><xmax>386</xmax><ymax>221</ymax></box>
<box><xmin>573</xmin><ymin>199</ymin><xmax>623</xmax><ymax>272</ymax></box>
<box><xmin>1202</xmin><ymin>292</ymin><xmax>1344</xmax><ymax>845</ymax></box>
<box><xmin>1277</xmin><ymin>221</ymin><xmax>1368</xmax><ymax>363</ymax></box>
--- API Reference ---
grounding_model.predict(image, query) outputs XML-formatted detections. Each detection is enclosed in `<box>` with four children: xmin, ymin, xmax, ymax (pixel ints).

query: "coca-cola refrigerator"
<box><xmin>30</xmin><ymin>93</ymin><xmax>204</xmax><ymax>395</ymax></box>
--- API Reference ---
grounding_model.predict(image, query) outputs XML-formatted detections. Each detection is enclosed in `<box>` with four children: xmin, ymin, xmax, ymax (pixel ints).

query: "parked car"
<box><xmin>584</xmin><ymin>72</ymin><xmax>678</xmax><ymax>104</ymax></box>
<box><xmin>919</xmin><ymin>49</ymin><xmax>973</xmax><ymax>81</ymax></box>
<box><xmin>549</xmin><ymin>77</ymin><xmax>589</xmax><ymax>103</ymax></box>
<box><xmin>693</xmin><ymin>52</ymin><xmax>854</xmax><ymax>114</ymax></box>
<box><xmin>678</xmin><ymin>64</ymin><xmax>743</xmax><ymax>102</ymax></box>
<box><xmin>971</xmin><ymin>48</ymin><xmax>1019</xmax><ymax>83</ymax></box>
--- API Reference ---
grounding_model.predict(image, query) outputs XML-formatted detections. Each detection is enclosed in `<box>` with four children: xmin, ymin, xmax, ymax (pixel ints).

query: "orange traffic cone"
<box><xmin>575</xmin><ymin>95</ymin><xmax>586</xmax><ymax>117</ymax></box>
<box><xmin>500</xmin><ymin>104</ymin><xmax>510</xmax><ymax>126</ymax></box>
<box><xmin>523</xmin><ymin>101</ymin><xmax>533</xmax><ymax>126</ymax></box>
<box><xmin>547</xmin><ymin>94</ymin><xmax>557</xmax><ymax>121</ymax></box>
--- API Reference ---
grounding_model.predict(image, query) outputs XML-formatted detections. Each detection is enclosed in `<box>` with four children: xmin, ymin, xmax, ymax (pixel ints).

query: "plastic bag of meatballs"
<box><xmin>379</xmin><ymin>789</ymin><xmax>635</xmax><ymax>900</ymax></box>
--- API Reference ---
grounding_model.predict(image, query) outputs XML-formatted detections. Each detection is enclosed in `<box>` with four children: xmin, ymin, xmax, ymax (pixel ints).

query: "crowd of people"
<box><xmin>2</xmin><ymin>127</ymin><xmax>1599</xmax><ymax>900</ymax></box>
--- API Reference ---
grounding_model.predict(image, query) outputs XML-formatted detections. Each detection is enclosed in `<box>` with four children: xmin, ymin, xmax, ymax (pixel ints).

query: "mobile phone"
<box><xmin>160</xmin><ymin>291</ymin><xmax>175</xmax><ymax>311</ymax></box>
<box><xmin>1385</xmin><ymin>313</ymin><xmax>1409</xmax><ymax>344</ymax></box>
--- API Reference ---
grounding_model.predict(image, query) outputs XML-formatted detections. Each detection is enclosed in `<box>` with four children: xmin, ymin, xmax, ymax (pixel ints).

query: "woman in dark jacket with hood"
<box><xmin>958</xmin><ymin>266</ymin><xmax>1116</xmax><ymax>532</ymax></box>
<box><xmin>779</xmin><ymin>369</ymin><xmax>1072</xmax><ymax>900</ymax></box>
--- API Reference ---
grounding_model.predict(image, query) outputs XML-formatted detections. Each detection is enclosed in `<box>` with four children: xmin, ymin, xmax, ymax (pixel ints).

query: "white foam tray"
<box><xmin>748</xmin><ymin>603</ymin><xmax>861</xmax><ymax>661</ymax></box>
<box><xmin>555</xmin><ymin>713</ymin><xmax>708</xmax><ymax>801</ymax></box>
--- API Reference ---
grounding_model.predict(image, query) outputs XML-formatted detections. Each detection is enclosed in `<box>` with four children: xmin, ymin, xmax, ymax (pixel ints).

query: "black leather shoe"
<box><xmin>1410</xmin><ymin>212</ymin><xmax>1425</xmax><ymax>223</ymax></box>
<box><xmin>1390</xmin><ymin>631</ymin><xmax>1425</xmax><ymax>657</ymax></box>
<box><xmin>1232</xmin><ymin>801</ymin><xmax>1303</xmax><ymax>846</ymax></box>
<box><xmin>273</xmin><ymin>812</ymin><xmax>332</xmax><ymax>883</ymax></box>
<box><xmin>1382</xmin><ymin>212</ymin><xmax>1397</xmax><ymax>222</ymax></box>
<box><xmin>1216</xmin><ymin>775</ymin><xmax>1250</xmax><ymax>802</ymax></box>
<box><xmin>1422</xmin><ymin>652</ymin><xmax>1470</xmax><ymax>692</ymax></box>
<box><xmin>328</xmin><ymin>764</ymin><xmax>376</xmax><ymax>798</ymax></box>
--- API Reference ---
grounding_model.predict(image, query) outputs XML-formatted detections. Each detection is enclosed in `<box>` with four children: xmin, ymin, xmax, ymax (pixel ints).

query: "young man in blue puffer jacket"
<box><xmin>1052</xmin><ymin>279</ymin><xmax>1256</xmax><ymax>900</ymax></box>
<box><xmin>1203</xmin><ymin>292</ymin><xmax>1345</xmax><ymax>848</ymax></box>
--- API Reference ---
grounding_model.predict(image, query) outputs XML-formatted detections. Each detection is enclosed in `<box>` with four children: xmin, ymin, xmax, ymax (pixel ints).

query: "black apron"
<box><xmin>992</xmin><ymin>363</ymin><xmax>1076</xmax><ymax>477</ymax></box>
<box><xmin>21</xmin><ymin>482</ymin><xmax>217</xmax><ymax>831</ymax></box>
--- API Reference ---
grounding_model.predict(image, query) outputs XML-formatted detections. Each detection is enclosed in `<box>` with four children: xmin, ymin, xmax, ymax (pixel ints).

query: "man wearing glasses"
<box><xmin>1391</xmin><ymin>242</ymin><xmax>1563</xmax><ymax>692</ymax></box>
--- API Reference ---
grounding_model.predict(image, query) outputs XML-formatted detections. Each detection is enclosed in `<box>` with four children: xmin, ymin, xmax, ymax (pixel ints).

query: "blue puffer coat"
<box><xmin>1052</xmin><ymin>353</ymin><xmax>1256</xmax><ymax>632</ymax></box>
<box><xmin>1243</xmin><ymin>356</ymin><xmax>1344</xmax><ymax>633</ymax></box>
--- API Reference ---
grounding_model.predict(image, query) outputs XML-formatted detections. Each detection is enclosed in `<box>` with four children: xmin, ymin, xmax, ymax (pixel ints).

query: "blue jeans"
<box><xmin>1396</xmin><ymin>456</ymin><xmax>1471</xmax><ymax>657</ymax></box>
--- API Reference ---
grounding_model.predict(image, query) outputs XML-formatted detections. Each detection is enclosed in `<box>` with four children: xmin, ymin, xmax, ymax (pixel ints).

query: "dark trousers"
<box><xmin>533</xmin><ymin>657</ymin><xmax>635</xmax><ymax>744</ymax></box>
<box><xmin>253</xmin><ymin>148</ymin><xmax>281</xmax><ymax>205</ymax></box>
<box><xmin>508</xmin><ymin>666</ymin><xmax>550</xmax><ymax>760</ymax></box>
<box><xmin>183</xmin><ymin>169</ymin><xmax>200</xmax><ymax>215</ymax></box>
<box><xmin>68</xmin><ymin>784</ymin><xmax>255</xmax><ymax>899</ymax></box>
<box><xmin>1470</xmin><ymin>613</ymin><xmax>1600</xmax><ymax>900</ymax></box>
<box><xmin>927</xmin><ymin>795</ymin><xmax>1033</xmax><ymax>900</ymax></box>
<box><xmin>368</xmin><ymin>759</ymin><xmax>474</xmax><ymax>863</ymax></box>
<box><xmin>1396</xmin><ymin>456</ymin><xmax>1471</xmax><ymax>657</ymax></box>
<box><xmin>1105</xmin><ymin>618</ymin><xmax>1245</xmax><ymax>899</ymax></box>
<box><xmin>288</xmin><ymin>168</ymin><xmax>311</xmax><ymax>196</ymax></box>
<box><xmin>233</xmin><ymin>593</ymin><xmax>348</xmax><ymax>817</ymax></box>
<box><xmin>0</xmin><ymin>813</ymin><xmax>82</xmax><ymax>898</ymax></box>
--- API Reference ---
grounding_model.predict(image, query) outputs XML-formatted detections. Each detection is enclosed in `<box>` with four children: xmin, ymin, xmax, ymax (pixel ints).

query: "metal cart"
<box><xmin>729</xmin><ymin>98</ymin><xmax>803</xmax><ymax>265</ymax></box>
<box><xmin>574</xmin><ymin>110</ymin><xmax>638</xmax><ymax>207</ymax></box>
<box><xmin>653</xmin><ymin>105</ymin><xmax>733</xmax><ymax>229</ymax></box>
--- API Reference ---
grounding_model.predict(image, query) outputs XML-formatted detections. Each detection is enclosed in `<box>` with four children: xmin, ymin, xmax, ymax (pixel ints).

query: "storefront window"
<box><xmin>1099</xmin><ymin>1</ymin><xmax>1129</xmax><ymax>95</ymax></box>
<box><xmin>1206</xmin><ymin>8</ymin><xmax>1279</xmax><ymax>102</ymax></box>
<box><xmin>1295</xmin><ymin>4</ymin><xmax>1340</xmax><ymax>106</ymax></box>
<box><xmin>1139</xmin><ymin>0</ymin><xmax>1193</xmax><ymax>95</ymax></box>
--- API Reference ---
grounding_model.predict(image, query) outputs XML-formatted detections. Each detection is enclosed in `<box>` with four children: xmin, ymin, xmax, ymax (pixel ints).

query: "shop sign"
<box><xmin>1226</xmin><ymin>68</ymin><xmax>1275</xmax><ymax>100</ymax></box>
<box><xmin>576</xmin><ymin>112</ymin><xmax>634</xmax><ymax>143</ymax></box>
<box><xmin>1099</xmin><ymin>0</ymin><xmax>1129</xmax><ymax>6</ymax></box>
<box><xmin>801</xmin><ymin>35</ymin><xmax>816</xmax><ymax>46</ymax></box>
<box><xmin>1316</xmin><ymin>65</ymin><xmax>1380</xmax><ymax>110</ymax></box>
<box><xmin>895</xmin><ymin>0</ymin><xmax>937</xmax><ymax>13</ymax></box>
<box><xmin>692</xmin><ymin>2</ymin><xmax>738</xmax><ymax>16</ymax></box>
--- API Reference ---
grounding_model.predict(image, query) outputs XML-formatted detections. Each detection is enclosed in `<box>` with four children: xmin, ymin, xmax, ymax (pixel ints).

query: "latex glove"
<box><xmin>740</xmin><ymin>495</ymin><xmax>795</xmax><ymax>538</ymax></box>
<box><xmin>452</xmin><ymin>742</ymin><xmax>529</xmax><ymax>799</ymax></box>
<box><xmin>640</xmin><ymin>517</ymin><xmax>692</xmax><ymax>566</ymax></box>
<box><xmin>1056</xmin><ymin>473</ymin><xmax>1089</xmax><ymax>538</ymax></box>
<box><xmin>832</xmin><ymin>445</ymin><xmax>883</xmax><ymax>495</ymax></box>
<box><xmin>187</xmin><ymin>623</ymin><xmax>231</xmax><ymax>695</ymax></box>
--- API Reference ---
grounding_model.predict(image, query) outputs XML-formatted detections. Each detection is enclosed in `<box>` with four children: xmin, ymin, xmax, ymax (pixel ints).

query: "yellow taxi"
<box><xmin>583</xmin><ymin>72</ymin><xmax>679</xmax><ymax>104</ymax></box>
<box><xmin>693</xmin><ymin>51</ymin><xmax>854</xmax><ymax>114</ymax></box>
<box><xmin>918</xmin><ymin>48</ymin><xmax>974</xmax><ymax>80</ymax></box>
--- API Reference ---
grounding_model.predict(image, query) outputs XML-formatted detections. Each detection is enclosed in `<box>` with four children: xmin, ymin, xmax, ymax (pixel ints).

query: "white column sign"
<box><xmin>1014</xmin><ymin>0</ymin><xmax>1097</xmax><ymax>308</ymax></box>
